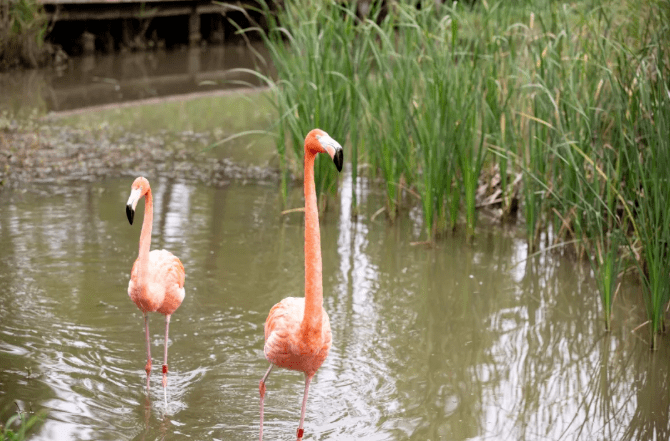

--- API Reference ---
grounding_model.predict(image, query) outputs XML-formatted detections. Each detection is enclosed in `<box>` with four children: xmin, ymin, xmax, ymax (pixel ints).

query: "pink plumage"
<box><xmin>259</xmin><ymin>129</ymin><xmax>343</xmax><ymax>441</ymax></box>
<box><xmin>264</xmin><ymin>297</ymin><xmax>332</xmax><ymax>377</ymax></box>
<box><xmin>128</xmin><ymin>249</ymin><xmax>185</xmax><ymax>315</ymax></box>
<box><xmin>126</xmin><ymin>177</ymin><xmax>185</xmax><ymax>405</ymax></box>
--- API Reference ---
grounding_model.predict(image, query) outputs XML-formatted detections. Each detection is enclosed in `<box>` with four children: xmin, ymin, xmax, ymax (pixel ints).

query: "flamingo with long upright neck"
<box><xmin>126</xmin><ymin>177</ymin><xmax>185</xmax><ymax>405</ymax></box>
<box><xmin>259</xmin><ymin>129</ymin><xmax>343</xmax><ymax>441</ymax></box>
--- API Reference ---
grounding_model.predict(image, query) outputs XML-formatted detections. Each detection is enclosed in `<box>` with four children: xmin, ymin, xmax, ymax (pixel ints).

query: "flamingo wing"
<box><xmin>128</xmin><ymin>250</ymin><xmax>185</xmax><ymax>315</ymax></box>
<box><xmin>263</xmin><ymin>297</ymin><xmax>332</xmax><ymax>375</ymax></box>
<box><xmin>153</xmin><ymin>249</ymin><xmax>185</xmax><ymax>315</ymax></box>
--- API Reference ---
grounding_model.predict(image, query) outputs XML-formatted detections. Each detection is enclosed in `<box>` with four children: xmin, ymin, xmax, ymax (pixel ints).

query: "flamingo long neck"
<box><xmin>302</xmin><ymin>151</ymin><xmax>323</xmax><ymax>333</ymax></box>
<box><xmin>137</xmin><ymin>188</ymin><xmax>153</xmax><ymax>287</ymax></box>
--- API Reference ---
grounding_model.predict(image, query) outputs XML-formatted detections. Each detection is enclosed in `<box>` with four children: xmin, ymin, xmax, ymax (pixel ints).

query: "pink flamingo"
<box><xmin>259</xmin><ymin>129</ymin><xmax>343</xmax><ymax>441</ymax></box>
<box><xmin>126</xmin><ymin>177</ymin><xmax>185</xmax><ymax>405</ymax></box>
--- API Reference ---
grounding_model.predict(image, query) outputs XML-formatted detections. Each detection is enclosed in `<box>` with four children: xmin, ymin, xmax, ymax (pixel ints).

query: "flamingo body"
<box><xmin>259</xmin><ymin>129</ymin><xmax>343</xmax><ymax>441</ymax></box>
<box><xmin>128</xmin><ymin>249</ymin><xmax>185</xmax><ymax>315</ymax></box>
<box><xmin>264</xmin><ymin>297</ymin><xmax>331</xmax><ymax>377</ymax></box>
<box><xmin>125</xmin><ymin>176</ymin><xmax>185</xmax><ymax>404</ymax></box>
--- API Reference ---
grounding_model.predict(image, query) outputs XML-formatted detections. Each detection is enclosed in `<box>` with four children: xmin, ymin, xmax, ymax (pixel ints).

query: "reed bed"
<box><xmin>248</xmin><ymin>0</ymin><xmax>670</xmax><ymax>346</ymax></box>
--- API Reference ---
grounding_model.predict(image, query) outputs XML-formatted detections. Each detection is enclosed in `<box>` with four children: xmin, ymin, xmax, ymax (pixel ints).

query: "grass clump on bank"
<box><xmin>251</xmin><ymin>0</ymin><xmax>669</xmax><ymax>346</ymax></box>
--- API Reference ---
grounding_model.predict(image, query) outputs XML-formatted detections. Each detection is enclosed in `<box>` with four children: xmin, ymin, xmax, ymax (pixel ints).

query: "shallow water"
<box><xmin>0</xmin><ymin>43</ymin><xmax>271</xmax><ymax>115</ymax></box>
<box><xmin>1</xmin><ymin>41</ymin><xmax>670</xmax><ymax>441</ymax></box>
<box><xmin>1</xmin><ymin>174</ymin><xmax>669</xmax><ymax>441</ymax></box>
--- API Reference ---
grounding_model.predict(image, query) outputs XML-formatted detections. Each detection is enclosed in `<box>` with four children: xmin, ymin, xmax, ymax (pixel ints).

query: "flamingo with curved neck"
<box><xmin>126</xmin><ymin>177</ymin><xmax>185</xmax><ymax>405</ymax></box>
<box><xmin>259</xmin><ymin>129</ymin><xmax>343</xmax><ymax>441</ymax></box>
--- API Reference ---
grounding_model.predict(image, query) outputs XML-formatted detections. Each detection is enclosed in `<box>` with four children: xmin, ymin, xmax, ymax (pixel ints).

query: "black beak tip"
<box><xmin>333</xmin><ymin>148</ymin><xmax>343</xmax><ymax>173</ymax></box>
<box><xmin>126</xmin><ymin>205</ymin><xmax>134</xmax><ymax>225</ymax></box>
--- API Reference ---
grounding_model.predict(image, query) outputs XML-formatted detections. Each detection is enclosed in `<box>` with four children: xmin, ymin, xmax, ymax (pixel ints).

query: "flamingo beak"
<box><xmin>333</xmin><ymin>147</ymin><xmax>344</xmax><ymax>172</ymax></box>
<box><xmin>317</xmin><ymin>133</ymin><xmax>344</xmax><ymax>172</ymax></box>
<box><xmin>126</xmin><ymin>188</ymin><xmax>141</xmax><ymax>225</ymax></box>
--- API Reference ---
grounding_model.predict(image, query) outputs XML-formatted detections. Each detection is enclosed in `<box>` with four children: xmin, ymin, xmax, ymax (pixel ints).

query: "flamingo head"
<box><xmin>126</xmin><ymin>177</ymin><xmax>150</xmax><ymax>225</ymax></box>
<box><xmin>305</xmin><ymin>129</ymin><xmax>344</xmax><ymax>172</ymax></box>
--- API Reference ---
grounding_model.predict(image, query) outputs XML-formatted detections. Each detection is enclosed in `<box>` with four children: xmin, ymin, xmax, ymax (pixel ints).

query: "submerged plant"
<box><xmin>0</xmin><ymin>405</ymin><xmax>45</xmax><ymax>441</ymax></box>
<box><xmin>595</xmin><ymin>238</ymin><xmax>620</xmax><ymax>332</ymax></box>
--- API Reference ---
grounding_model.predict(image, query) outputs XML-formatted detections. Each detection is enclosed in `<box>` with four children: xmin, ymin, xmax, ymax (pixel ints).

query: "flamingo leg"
<box><xmin>144</xmin><ymin>314</ymin><xmax>152</xmax><ymax>391</ymax></box>
<box><xmin>162</xmin><ymin>314</ymin><xmax>171</xmax><ymax>407</ymax></box>
<box><xmin>296</xmin><ymin>375</ymin><xmax>313</xmax><ymax>441</ymax></box>
<box><xmin>259</xmin><ymin>363</ymin><xmax>274</xmax><ymax>441</ymax></box>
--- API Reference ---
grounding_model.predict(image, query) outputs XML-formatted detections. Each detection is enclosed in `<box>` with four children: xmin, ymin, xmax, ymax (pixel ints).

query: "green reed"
<box><xmin>616</xmin><ymin>39</ymin><xmax>670</xmax><ymax>348</ymax></box>
<box><xmin>408</xmin><ymin>59</ymin><xmax>458</xmax><ymax>236</ymax></box>
<box><xmin>407</xmin><ymin>9</ymin><xmax>456</xmax><ymax>235</ymax></box>
<box><xmin>1</xmin><ymin>407</ymin><xmax>45</xmax><ymax>441</ymax></box>
<box><xmin>249</xmin><ymin>0</ymin><xmax>670</xmax><ymax>344</ymax></box>
<box><xmin>518</xmin><ymin>1</ymin><xmax>668</xmax><ymax>342</ymax></box>
<box><xmin>252</xmin><ymin>0</ymin><xmax>669</xmax><ymax>330</ymax></box>
<box><xmin>252</xmin><ymin>0</ymin><xmax>354</xmax><ymax>203</ymax></box>
<box><xmin>563</xmin><ymin>141</ymin><xmax>623</xmax><ymax>332</ymax></box>
<box><xmin>593</xmin><ymin>233</ymin><xmax>622</xmax><ymax>332</ymax></box>
<box><xmin>340</xmin><ymin>3</ymin><xmax>379</xmax><ymax>215</ymax></box>
<box><xmin>363</xmin><ymin>14</ymin><xmax>416</xmax><ymax>220</ymax></box>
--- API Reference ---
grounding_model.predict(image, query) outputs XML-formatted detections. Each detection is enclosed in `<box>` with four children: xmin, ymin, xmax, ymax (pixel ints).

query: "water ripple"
<box><xmin>0</xmin><ymin>179</ymin><xmax>668</xmax><ymax>440</ymax></box>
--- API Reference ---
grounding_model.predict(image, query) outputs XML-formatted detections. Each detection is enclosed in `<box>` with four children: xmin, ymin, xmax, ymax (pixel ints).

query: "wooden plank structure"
<box><xmin>37</xmin><ymin>0</ymin><xmax>251</xmax><ymax>50</ymax></box>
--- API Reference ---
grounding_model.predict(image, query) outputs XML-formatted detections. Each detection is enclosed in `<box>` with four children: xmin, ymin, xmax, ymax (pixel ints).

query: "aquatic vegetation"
<box><xmin>618</xmin><ymin>52</ymin><xmax>670</xmax><ymax>348</ymax></box>
<box><xmin>0</xmin><ymin>407</ymin><xmax>44</xmax><ymax>441</ymax></box>
<box><xmin>251</xmin><ymin>0</ymin><xmax>355</xmax><ymax>202</ymax></box>
<box><xmin>251</xmin><ymin>0</ymin><xmax>669</xmax><ymax>344</ymax></box>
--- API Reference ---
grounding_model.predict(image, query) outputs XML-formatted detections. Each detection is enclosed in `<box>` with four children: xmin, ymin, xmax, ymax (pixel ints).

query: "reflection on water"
<box><xmin>0</xmin><ymin>176</ymin><xmax>669</xmax><ymax>440</ymax></box>
<box><xmin>0</xmin><ymin>43</ymin><xmax>271</xmax><ymax>115</ymax></box>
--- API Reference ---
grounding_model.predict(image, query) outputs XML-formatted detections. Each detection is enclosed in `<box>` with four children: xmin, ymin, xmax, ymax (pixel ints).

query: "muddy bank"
<box><xmin>0</xmin><ymin>117</ymin><xmax>514</xmax><ymax>220</ymax></box>
<box><xmin>0</xmin><ymin>120</ymin><xmax>279</xmax><ymax>191</ymax></box>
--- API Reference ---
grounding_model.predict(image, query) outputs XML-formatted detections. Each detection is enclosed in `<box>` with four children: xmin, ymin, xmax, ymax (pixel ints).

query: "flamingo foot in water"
<box><xmin>259</xmin><ymin>380</ymin><xmax>266</xmax><ymax>441</ymax></box>
<box><xmin>259</xmin><ymin>364</ymin><xmax>274</xmax><ymax>441</ymax></box>
<box><xmin>297</xmin><ymin>428</ymin><xmax>304</xmax><ymax>440</ymax></box>
<box><xmin>145</xmin><ymin>360</ymin><xmax>152</xmax><ymax>390</ymax></box>
<box><xmin>162</xmin><ymin>364</ymin><xmax>168</xmax><ymax>407</ymax></box>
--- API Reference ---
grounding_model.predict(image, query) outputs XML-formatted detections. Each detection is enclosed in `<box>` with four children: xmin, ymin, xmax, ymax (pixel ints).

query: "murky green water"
<box><xmin>1</xmin><ymin>172</ymin><xmax>669</xmax><ymax>440</ymax></box>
